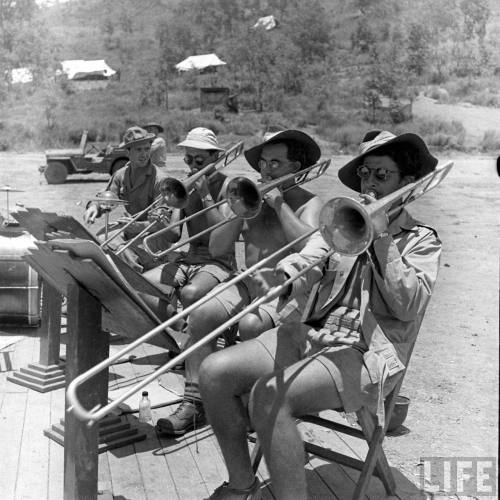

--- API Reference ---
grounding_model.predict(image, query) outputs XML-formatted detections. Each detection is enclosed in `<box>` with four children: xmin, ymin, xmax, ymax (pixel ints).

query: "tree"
<box><xmin>406</xmin><ymin>23</ymin><xmax>430</xmax><ymax>76</ymax></box>
<box><xmin>460</xmin><ymin>0</ymin><xmax>490</xmax><ymax>41</ymax></box>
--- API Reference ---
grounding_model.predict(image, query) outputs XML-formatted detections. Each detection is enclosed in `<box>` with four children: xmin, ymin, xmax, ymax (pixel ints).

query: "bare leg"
<box><xmin>141</xmin><ymin>264</ymin><xmax>178</xmax><ymax>322</ymax></box>
<box><xmin>184</xmin><ymin>296</ymin><xmax>233</xmax><ymax>388</ymax></box>
<box><xmin>199</xmin><ymin>326</ymin><xmax>304</xmax><ymax>490</ymax></box>
<box><xmin>238</xmin><ymin>307</ymin><xmax>275</xmax><ymax>341</ymax></box>
<box><xmin>179</xmin><ymin>271</ymin><xmax>220</xmax><ymax>307</ymax></box>
<box><xmin>249</xmin><ymin>350</ymin><xmax>346</xmax><ymax>500</ymax></box>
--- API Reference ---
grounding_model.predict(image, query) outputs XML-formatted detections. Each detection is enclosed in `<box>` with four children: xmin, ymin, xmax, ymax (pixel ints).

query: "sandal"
<box><xmin>207</xmin><ymin>477</ymin><xmax>261</xmax><ymax>499</ymax></box>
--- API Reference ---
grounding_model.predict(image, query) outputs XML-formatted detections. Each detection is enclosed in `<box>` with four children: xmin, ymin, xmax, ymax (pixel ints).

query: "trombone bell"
<box><xmin>226</xmin><ymin>176</ymin><xmax>262</xmax><ymax>219</ymax></box>
<box><xmin>159</xmin><ymin>178</ymin><xmax>189</xmax><ymax>209</ymax></box>
<box><xmin>319</xmin><ymin>197</ymin><xmax>374</xmax><ymax>256</ymax></box>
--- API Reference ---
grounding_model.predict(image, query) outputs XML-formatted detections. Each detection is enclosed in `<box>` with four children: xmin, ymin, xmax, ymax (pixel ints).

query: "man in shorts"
<box><xmin>156</xmin><ymin>129</ymin><xmax>328</xmax><ymax>436</ymax></box>
<box><xmin>141</xmin><ymin>127</ymin><xmax>235</xmax><ymax>321</ymax></box>
<box><xmin>199</xmin><ymin>130</ymin><xmax>443</xmax><ymax>499</ymax></box>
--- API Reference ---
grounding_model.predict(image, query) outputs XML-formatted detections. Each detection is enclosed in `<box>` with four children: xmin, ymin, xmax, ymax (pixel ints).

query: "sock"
<box><xmin>184</xmin><ymin>381</ymin><xmax>202</xmax><ymax>406</ymax></box>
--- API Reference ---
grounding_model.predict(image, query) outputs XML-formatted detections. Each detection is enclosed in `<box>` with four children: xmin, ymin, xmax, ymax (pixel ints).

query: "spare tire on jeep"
<box><xmin>45</xmin><ymin>161</ymin><xmax>68</xmax><ymax>184</ymax></box>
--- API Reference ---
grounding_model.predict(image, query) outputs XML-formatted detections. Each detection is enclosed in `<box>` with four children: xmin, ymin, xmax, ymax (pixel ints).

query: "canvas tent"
<box><xmin>253</xmin><ymin>15</ymin><xmax>278</xmax><ymax>30</ymax></box>
<box><xmin>59</xmin><ymin>59</ymin><xmax>117</xmax><ymax>80</ymax></box>
<box><xmin>175</xmin><ymin>54</ymin><xmax>227</xmax><ymax>72</ymax></box>
<box><xmin>10</xmin><ymin>67</ymin><xmax>33</xmax><ymax>84</ymax></box>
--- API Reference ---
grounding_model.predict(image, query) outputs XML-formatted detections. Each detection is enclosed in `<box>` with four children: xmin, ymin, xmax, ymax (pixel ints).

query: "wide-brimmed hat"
<box><xmin>338</xmin><ymin>130</ymin><xmax>438</xmax><ymax>192</ymax></box>
<box><xmin>244</xmin><ymin>129</ymin><xmax>321</xmax><ymax>172</ymax></box>
<box><xmin>177</xmin><ymin>127</ymin><xmax>224</xmax><ymax>151</ymax></box>
<box><xmin>142</xmin><ymin>122</ymin><xmax>164</xmax><ymax>133</ymax></box>
<box><xmin>122</xmin><ymin>126</ymin><xmax>155</xmax><ymax>148</ymax></box>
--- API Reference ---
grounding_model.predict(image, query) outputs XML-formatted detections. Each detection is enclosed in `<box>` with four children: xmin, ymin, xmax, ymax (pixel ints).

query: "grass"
<box><xmin>0</xmin><ymin>78</ymin><xmax>496</xmax><ymax>154</ymax></box>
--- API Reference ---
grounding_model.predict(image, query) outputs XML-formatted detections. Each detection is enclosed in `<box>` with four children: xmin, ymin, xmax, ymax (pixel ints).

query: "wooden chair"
<box><xmin>250</xmin><ymin>362</ymin><xmax>412</xmax><ymax>499</ymax></box>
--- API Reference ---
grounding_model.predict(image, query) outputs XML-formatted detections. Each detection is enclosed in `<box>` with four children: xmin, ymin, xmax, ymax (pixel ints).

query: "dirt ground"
<box><xmin>1</xmin><ymin>151</ymin><xmax>498</xmax><ymax>497</ymax></box>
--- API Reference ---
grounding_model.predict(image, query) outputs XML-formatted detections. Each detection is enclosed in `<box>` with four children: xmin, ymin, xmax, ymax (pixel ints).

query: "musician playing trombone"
<box><xmin>83</xmin><ymin>126</ymin><xmax>173</xmax><ymax>272</ymax></box>
<box><xmin>141</xmin><ymin>127</ymin><xmax>236</xmax><ymax>320</ymax></box>
<box><xmin>156</xmin><ymin>129</ymin><xmax>328</xmax><ymax>436</ymax></box>
<box><xmin>199</xmin><ymin>130</ymin><xmax>443</xmax><ymax>499</ymax></box>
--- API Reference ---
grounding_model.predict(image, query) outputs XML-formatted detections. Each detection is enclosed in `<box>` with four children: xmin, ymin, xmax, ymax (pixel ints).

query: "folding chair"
<box><xmin>250</xmin><ymin>353</ymin><xmax>414</xmax><ymax>499</ymax></box>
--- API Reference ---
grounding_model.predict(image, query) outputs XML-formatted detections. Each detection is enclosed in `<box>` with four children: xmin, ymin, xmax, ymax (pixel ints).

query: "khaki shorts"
<box><xmin>211</xmin><ymin>276</ymin><xmax>282</xmax><ymax>327</ymax></box>
<box><xmin>160</xmin><ymin>260</ymin><xmax>232</xmax><ymax>288</ymax></box>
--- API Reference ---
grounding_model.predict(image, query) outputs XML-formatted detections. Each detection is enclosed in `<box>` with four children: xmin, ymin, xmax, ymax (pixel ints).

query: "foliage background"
<box><xmin>0</xmin><ymin>0</ymin><xmax>499</xmax><ymax>153</ymax></box>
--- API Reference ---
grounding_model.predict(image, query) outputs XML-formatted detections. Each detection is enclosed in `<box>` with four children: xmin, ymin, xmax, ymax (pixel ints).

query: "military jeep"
<box><xmin>39</xmin><ymin>130</ymin><xmax>129</xmax><ymax>184</ymax></box>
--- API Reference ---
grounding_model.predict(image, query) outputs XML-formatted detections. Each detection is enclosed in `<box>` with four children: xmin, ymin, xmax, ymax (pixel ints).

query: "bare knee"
<box><xmin>179</xmin><ymin>284</ymin><xmax>201</xmax><ymax>306</ymax></box>
<box><xmin>239</xmin><ymin>313</ymin><xmax>266</xmax><ymax>341</ymax></box>
<box><xmin>189</xmin><ymin>301</ymin><xmax>223</xmax><ymax>340</ymax></box>
<box><xmin>199</xmin><ymin>350</ymin><xmax>237</xmax><ymax>397</ymax></box>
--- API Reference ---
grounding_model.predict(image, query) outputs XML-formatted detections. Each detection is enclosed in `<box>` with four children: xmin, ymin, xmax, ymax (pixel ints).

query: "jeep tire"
<box><xmin>45</xmin><ymin>161</ymin><xmax>68</xmax><ymax>184</ymax></box>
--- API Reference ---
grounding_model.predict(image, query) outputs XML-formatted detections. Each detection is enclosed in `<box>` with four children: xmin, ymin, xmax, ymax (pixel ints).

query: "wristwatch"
<box><xmin>374</xmin><ymin>231</ymin><xmax>390</xmax><ymax>240</ymax></box>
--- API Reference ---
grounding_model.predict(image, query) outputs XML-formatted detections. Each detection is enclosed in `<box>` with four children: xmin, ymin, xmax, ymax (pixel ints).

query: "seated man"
<box><xmin>141</xmin><ymin>127</ymin><xmax>235</xmax><ymax>320</ymax></box>
<box><xmin>84</xmin><ymin>126</ymin><xmax>173</xmax><ymax>272</ymax></box>
<box><xmin>199</xmin><ymin>130</ymin><xmax>443</xmax><ymax>499</ymax></box>
<box><xmin>142</xmin><ymin>122</ymin><xmax>167</xmax><ymax>169</ymax></box>
<box><xmin>156</xmin><ymin>129</ymin><xmax>327</xmax><ymax>436</ymax></box>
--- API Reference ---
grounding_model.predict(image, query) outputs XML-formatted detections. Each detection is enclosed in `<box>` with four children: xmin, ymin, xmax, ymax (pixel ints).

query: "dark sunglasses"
<box><xmin>356</xmin><ymin>165</ymin><xmax>398</xmax><ymax>182</ymax></box>
<box><xmin>184</xmin><ymin>155</ymin><xmax>207</xmax><ymax>167</ymax></box>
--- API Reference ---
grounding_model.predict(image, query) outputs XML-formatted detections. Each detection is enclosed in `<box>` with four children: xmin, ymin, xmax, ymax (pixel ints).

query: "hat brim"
<box><xmin>244</xmin><ymin>130</ymin><xmax>321</xmax><ymax>172</ymax></box>
<box><xmin>338</xmin><ymin>133</ymin><xmax>439</xmax><ymax>192</ymax></box>
<box><xmin>124</xmin><ymin>134</ymin><xmax>155</xmax><ymax>148</ymax></box>
<box><xmin>143</xmin><ymin>123</ymin><xmax>164</xmax><ymax>133</ymax></box>
<box><xmin>177</xmin><ymin>138</ymin><xmax>224</xmax><ymax>151</ymax></box>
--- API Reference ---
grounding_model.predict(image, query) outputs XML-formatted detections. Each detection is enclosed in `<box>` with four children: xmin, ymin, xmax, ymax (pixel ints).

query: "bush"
<box><xmin>480</xmin><ymin>130</ymin><xmax>500</xmax><ymax>152</ymax></box>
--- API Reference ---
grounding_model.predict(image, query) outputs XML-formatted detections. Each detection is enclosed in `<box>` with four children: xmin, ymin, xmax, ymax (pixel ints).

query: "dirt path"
<box><xmin>1</xmin><ymin>152</ymin><xmax>498</xmax><ymax>496</ymax></box>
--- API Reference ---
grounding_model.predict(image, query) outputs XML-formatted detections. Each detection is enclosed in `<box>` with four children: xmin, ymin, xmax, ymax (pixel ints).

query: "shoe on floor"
<box><xmin>207</xmin><ymin>478</ymin><xmax>262</xmax><ymax>500</ymax></box>
<box><xmin>156</xmin><ymin>399</ymin><xmax>206</xmax><ymax>436</ymax></box>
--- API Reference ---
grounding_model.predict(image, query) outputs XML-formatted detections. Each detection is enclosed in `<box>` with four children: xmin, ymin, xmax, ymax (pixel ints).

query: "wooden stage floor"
<box><xmin>0</xmin><ymin>329</ymin><xmax>426</xmax><ymax>500</ymax></box>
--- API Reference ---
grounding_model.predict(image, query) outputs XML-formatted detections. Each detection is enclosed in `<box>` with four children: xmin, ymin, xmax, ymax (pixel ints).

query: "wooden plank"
<box><xmin>12</xmin><ymin>208</ymin><xmax>98</xmax><ymax>242</ymax></box>
<box><xmin>129</xmin><ymin>416</ymin><xmax>178</xmax><ymax>500</ymax></box>
<box><xmin>300</xmin><ymin>418</ymin><xmax>390</xmax><ymax>500</ymax></box>
<box><xmin>48</xmin><ymin>388</ymin><xmax>66</xmax><ymax>500</ymax></box>
<box><xmin>25</xmin><ymin>246</ymin><xmax>74</xmax><ymax>296</ymax></box>
<box><xmin>61</xmin><ymin>257</ymin><xmax>175</xmax><ymax>351</ymax></box>
<box><xmin>15</xmin><ymin>388</ymin><xmax>52</xmax><ymax>500</ymax></box>
<box><xmin>97</xmin><ymin>451</ymin><xmax>113</xmax><ymax>495</ymax></box>
<box><xmin>38</xmin><ymin>281</ymin><xmax>63</xmax><ymax>366</ymax></box>
<box><xmin>0</xmin><ymin>391</ymin><xmax>29</xmax><ymax>499</ymax></box>
<box><xmin>154</xmin><ymin>409</ymin><xmax>209</xmax><ymax>500</ymax></box>
<box><xmin>106</xmin><ymin>443</ymin><xmax>146</xmax><ymax>500</ymax></box>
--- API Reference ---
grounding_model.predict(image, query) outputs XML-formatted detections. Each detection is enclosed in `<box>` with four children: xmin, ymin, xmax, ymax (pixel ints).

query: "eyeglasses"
<box><xmin>258</xmin><ymin>158</ymin><xmax>288</xmax><ymax>171</ymax></box>
<box><xmin>356</xmin><ymin>165</ymin><xmax>398</xmax><ymax>182</ymax></box>
<box><xmin>184</xmin><ymin>155</ymin><xmax>208</xmax><ymax>167</ymax></box>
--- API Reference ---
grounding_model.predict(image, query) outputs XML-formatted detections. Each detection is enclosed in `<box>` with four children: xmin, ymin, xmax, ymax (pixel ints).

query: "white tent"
<box><xmin>10</xmin><ymin>67</ymin><xmax>33</xmax><ymax>84</ymax></box>
<box><xmin>253</xmin><ymin>15</ymin><xmax>278</xmax><ymax>30</ymax></box>
<box><xmin>175</xmin><ymin>53</ymin><xmax>227</xmax><ymax>72</ymax></box>
<box><xmin>59</xmin><ymin>59</ymin><xmax>117</xmax><ymax>80</ymax></box>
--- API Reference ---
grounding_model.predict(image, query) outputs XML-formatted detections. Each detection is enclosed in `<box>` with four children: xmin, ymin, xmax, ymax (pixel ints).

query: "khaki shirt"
<box><xmin>278</xmin><ymin>208</ymin><xmax>442</xmax><ymax>373</ymax></box>
<box><xmin>91</xmin><ymin>161</ymin><xmax>168</xmax><ymax>220</ymax></box>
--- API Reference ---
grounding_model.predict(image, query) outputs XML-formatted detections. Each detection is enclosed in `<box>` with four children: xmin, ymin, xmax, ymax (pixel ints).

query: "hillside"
<box><xmin>1</xmin><ymin>0</ymin><xmax>499</xmax><ymax>153</ymax></box>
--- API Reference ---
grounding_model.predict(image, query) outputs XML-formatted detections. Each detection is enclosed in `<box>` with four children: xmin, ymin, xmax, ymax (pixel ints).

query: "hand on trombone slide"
<box><xmin>250</xmin><ymin>267</ymin><xmax>289</xmax><ymax>301</ymax></box>
<box><xmin>358</xmin><ymin>191</ymin><xmax>390</xmax><ymax>237</ymax></box>
<box><xmin>262</xmin><ymin>186</ymin><xmax>284</xmax><ymax>210</ymax></box>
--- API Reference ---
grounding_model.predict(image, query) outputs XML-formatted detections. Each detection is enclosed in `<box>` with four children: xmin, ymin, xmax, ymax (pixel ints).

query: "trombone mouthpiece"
<box><xmin>366</xmin><ymin>190</ymin><xmax>377</xmax><ymax>199</ymax></box>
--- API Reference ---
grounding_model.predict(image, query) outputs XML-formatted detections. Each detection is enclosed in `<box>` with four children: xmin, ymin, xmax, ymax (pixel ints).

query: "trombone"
<box><xmin>66</xmin><ymin>161</ymin><xmax>453</xmax><ymax>424</ymax></box>
<box><xmin>100</xmin><ymin>141</ymin><xmax>245</xmax><ymax>252</ymax></box>
<box><xmin>142</xmin><ymin>158</ymin><xmax>332</xmax><ymax>259</ymax></box>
